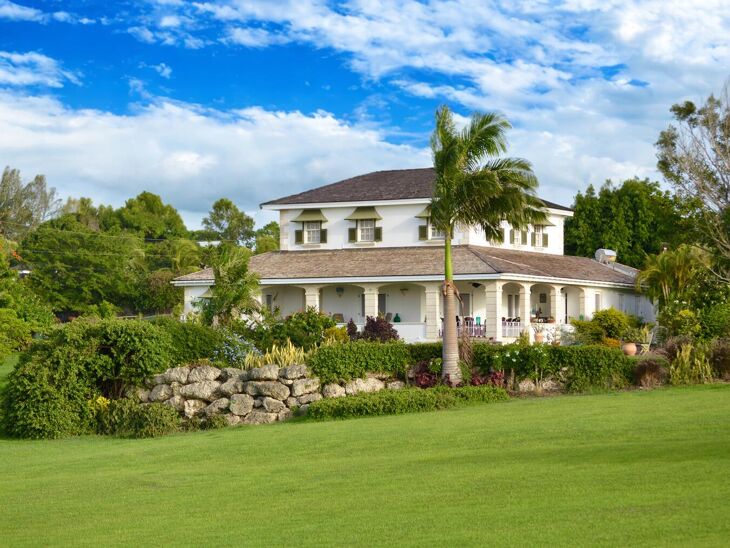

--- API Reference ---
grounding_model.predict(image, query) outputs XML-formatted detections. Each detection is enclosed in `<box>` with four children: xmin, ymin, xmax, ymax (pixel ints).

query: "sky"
<box><xmin>0</xmin><ymin>0</ymin><xmax>728</xmax><ymax>229</ymax></box>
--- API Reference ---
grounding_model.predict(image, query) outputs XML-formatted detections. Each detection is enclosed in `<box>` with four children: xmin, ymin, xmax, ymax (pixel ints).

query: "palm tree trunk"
<box><xmin>442</xmin><ymin>229</ymin><xmax>462</xmax><ymax>384</ymax></box>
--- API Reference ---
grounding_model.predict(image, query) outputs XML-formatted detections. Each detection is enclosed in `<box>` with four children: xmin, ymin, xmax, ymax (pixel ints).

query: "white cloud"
<box><xmin>0</xmin><ymin>91</ymin><xmax>430</xmax><ymax>228</ymax></box>
<box><xmin>0</xmin><ymin>51</ymin><xmax>80</xmax><ymax>88</ymax></box>
<box><xmin>0</xmin><ymin>0</ymin><xmax>43</xmax><ymax>21</ymax></box>
<box><xmin>225</xmin><ymin>27</ymin><xmax>289</xmax><ymax>48</ymax></box>
<box><xmin>153</xmin><ymin>63</ymin><xmax>172</xmax><ymax>79</ymax></box>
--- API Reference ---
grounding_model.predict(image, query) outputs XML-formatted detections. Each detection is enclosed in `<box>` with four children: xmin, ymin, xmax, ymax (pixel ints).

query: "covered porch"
<box><xmin>258</xmin><ymin>279</ymin><xmax>608</xmax><ymax>344</ymax></box>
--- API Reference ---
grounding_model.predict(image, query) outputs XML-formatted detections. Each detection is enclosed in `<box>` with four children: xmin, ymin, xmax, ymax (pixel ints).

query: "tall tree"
<box><xmin>635</xmin><ymin>245</ymin><xmax>708</xmax><ymax>309</ymax></box>
<box><xmin>254</xmin><ymin>221</ymin><xmax>280</xmax><ymax>254</ymax></box>
<box><xmin>0</xmin><ymin>167</ymin><xmax>60</xmax><ymax>241</ymax></box>
<box><xmin>430</xmin><ymin>106</ymin><xmax>546</xmax><ymax>382</ymax></box>
<box><xmin>202</xmin><ymin>198</ymin><xmax>255</xmax><ymax>247</ymax></box>
<box><xmin>656</xmin><ymin>82</ymin><xmax>730</xmax><ymax>280</ymax></box>
<box><xmin>116</xmin><ymin>191</ymin><xmax>187</xmax><ymax>240</ymax></box>
<box><xmin>565</xmin><ymin>178</ymin><xmax>685</xmax><ymax>267</ymax></box>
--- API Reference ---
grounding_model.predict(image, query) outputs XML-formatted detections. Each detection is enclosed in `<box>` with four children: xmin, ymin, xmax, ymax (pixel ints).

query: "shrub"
<box><xmin>408</xmin><ymin>342</ymin><xmax>442</xmax><ymax>363</ymax></box>
<box><xmin>571</xmin><ymin>319</ymin><xmax>606</xmax><ymax>344</ymax></box>
<box><xmin>243</xmin><ymin>308</ymin><xmax>336</xmax><ymax>350</ymax></box>
<box><xmin>660</xmin><ymin>308</ymin><xmax>702</xmax><ymax>338</ymax></box>
<box><xmin>592</xmin><ymin>308</ymin><xmax>631</xmax><ymax>339</ymax></box>
<box><xmin>97</xmin><ymin>399</ymin><xmax>180</xmax><ymax>438</ymax></box>
<box><xmin>307</xmin><ymin>385</ymin><xmax>508</xmax><ymax>420</ymax></box>
<box><xmin>346</xmin><ymin>319</ymin><xmax>358</xmax><ymax>341</ymax></box>
<box><xmin>632</xmin><ymin>355</ymin><xmax>669</xmax><ymax>388</ymax></box>
<box><xmin>548</xmin><ymin>345</ymin><xmax>633</xmax><ymax>392</ymax></box>
<box><xmin>710</xmin><ymin>338</ymin><xmax>730</xmax><ymax>380</ymax></box>
<box><xmin>243</xmin><ymin>339</ymin><xmax>306</xmax><ymax>369</ymax></box>
<box><xmin>152</xmin><ymin>317</ymin><xmax>225</xmax><ymax>365</ymax></box>
<box><xmin>0</xmin><ymin>308</ymin><xmax>32</xmax><ymax>360</ymax></box>
<box><xmin>2</xmin><ymin>318</ymin><xmax>174</xmax><ymax>439</ymax></box>
<box><xmin>212</xmin><ymin>330</ymin><xmax>259</xmax><ymax>368</ymax></box>
<box><xmin>307</xmin><ymin>341</ymin><xmax>411</xmax><ymax>383</ymax></box>
<box><xmin>669</xmin><ymin>342</ymin><xmax>713</xmax><ymax>385</ymax></box>
<box><xmin>359</xmin><ymin>316</ymin><xmax>400</xmax><ymax>342</ymax></box>
<box><xmin>323</xmin><ymin>326</ymin><xmax>349</xmax><ymax>344</ymax></box>
<box><xmin>700</xmin><ymin>304</ymin><xmax>730</xmax><ymax>339</ymax></box>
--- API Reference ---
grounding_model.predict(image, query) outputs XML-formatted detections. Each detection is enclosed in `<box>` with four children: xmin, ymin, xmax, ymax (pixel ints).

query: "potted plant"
<box><xmin>621</xmin><ymin>327</ymin><xmax>643</xmax><ymax>356</ymax></box>
<box><xmin>533</xmin><ymin>324</ymin><xmax>545</xmax><ymax>344</ymax></box>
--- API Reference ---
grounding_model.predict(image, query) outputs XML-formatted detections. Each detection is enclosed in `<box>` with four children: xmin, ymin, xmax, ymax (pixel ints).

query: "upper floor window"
<box><xmin>346</xmin><ymin>206</ymin><xmax>382</xmax><ymax>243</ymax></box>
<box><xmin>304</xmin><ymin>221</ymin><xmax>321</xmax><ymax>243</ymax></box>
<box><xmin>429</xmin><ymin>222</ymin><xmax>445</xmax><ymax>240</ymax></box>
<box><xmin>292</xmin><ymin>208</ymin><xmax>328</xmax><ymax>245</ymax></box>
<box><xmin>358</xmin><ymin>219</ymin><xmax>375</xmax><ymax>242</ymax></box>
<box><xmin>510</xmin><ymin>229</ymin><xmax>528</xmax><ymax>246</ymax></box>
<box><xmin>531</xmin><ymin>225</ymin><xmax>548</xmax><ymax>248</ymax></box>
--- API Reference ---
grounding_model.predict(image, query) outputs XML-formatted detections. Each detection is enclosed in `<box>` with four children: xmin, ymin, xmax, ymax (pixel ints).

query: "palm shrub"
<box><xmin>430</xmin><ymin>105</ymin><xmax>546</xmax><ymax>382</ymax></box>
<box><xmin>669</xmin><ymin>342</ymin><xmax>713</xmax><ymax>385</ymax></box>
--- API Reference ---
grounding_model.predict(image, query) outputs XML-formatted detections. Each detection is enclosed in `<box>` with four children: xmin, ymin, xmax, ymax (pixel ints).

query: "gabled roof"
<box><xmin>261</xmin><ymin>168</ymin><xmax>573</xmax><ymax>212</ymax></box>
<box><xmin>173</xmin><ymin>268</ymin><xmax>214</xmax><ymax>283</ymax></box>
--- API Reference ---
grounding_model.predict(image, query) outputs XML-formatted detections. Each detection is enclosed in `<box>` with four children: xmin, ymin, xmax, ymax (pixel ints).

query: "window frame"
<box><xmin>357</xmin><ymin>219</ymin><xmax>376</xmax><ymax>242</ymax></box>
<box><xmin>428</xmin><ymin>219</ymin><xmax>445</xmax><ymax>240</ymax></box>
<box><xmin>303</xmin><ymin>221</ymin><xmax>321</xmax><ymax>244</ymax></box>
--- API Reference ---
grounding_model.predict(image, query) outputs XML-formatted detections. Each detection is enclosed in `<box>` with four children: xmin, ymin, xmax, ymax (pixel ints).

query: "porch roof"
<box><xmin>244</xmin><ymin>245</ymin><xmax>637</xmax><ymax>285</ymax></box>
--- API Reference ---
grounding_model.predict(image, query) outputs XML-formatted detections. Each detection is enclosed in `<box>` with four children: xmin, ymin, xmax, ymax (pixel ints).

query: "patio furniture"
<box><xmin>332</xmin><ymin>313</ymin><xmax>344</xmax><ymax>323</ymax></box>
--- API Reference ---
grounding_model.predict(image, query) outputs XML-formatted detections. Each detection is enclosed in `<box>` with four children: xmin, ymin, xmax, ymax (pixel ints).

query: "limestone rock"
<box><xmin>279</xmin><ymin>378</ymin><xmax>294</xmax><ymax>386</ymax></box>
<box><xmin>254</xmin><ymin>397</ymin><xmax>264</xmax><ymax>407</ymax></box>
<box><xmin>261</xmin><ymin>397</ymin><xmax>286</xmax><ymax>413</ymax></box>
<box><xmin>297</xmin><ymin>392</ymin><xmax>322</xmax><ymax>405</ymax></box>
<box><xmin>277</xmin><ymin>408</ymin><xmax>292</xmax><ymax>421</ymax></box>
<box><xmin>387</xmin><ymin>381</ymin><xmax>406</xmax><ymax>390</ymax></box>
<box><xmin>285</xmin><ymin>397</ymin><xmax>298</xmax><ymax>408</ymax></box>
<box><xmin>149</xmin><ymin>383</ymin><xmax>173</xmax><ymax>402</ymax></box>
<box><xmin>229</xmin><ymin>394</ymin><xmax>254</xmax><ymax>416</ymax></box>
<box><xmin>290</xmin><ymin>378</ymin><xmax>320</xmax><ymax>397</ymax></box>
<box><xmin>219</xmin><ymin>377</ymin><xmax>245</xmax><ymax>397</ymax></box>
<box><xmin>279</xmin><ymin>364</ymin><xmax>308</xmax><ymax>380</ymax></box>
<box><xmin>184</xmin><ymin>399</ymin><xmax>207</xmax><ymax>418</ymax></box>
<box><xmin>345</xmin><ymin>377</ymin><xmax>385</xmax><ymax>395</ymax></box>
<box><xmin>224</xmin><ymin>414</ymin><xmax>242</xmax><ymax>426</ymax></box>
<box><xmin>244</xmin><ymin>381</ymin><xmax>290</xmax><ymax>400</ymax></box>
<box><xmin>164</xmin><ymin>366</ymin><xmax>190</xmax><ymax>384</ymax></box>
<box><xmin>242</xmin><ymin>410</ymin><xmax>278</xmax><ymax>425</ymax></box>
<box><xmin>170</xmin><ymin>382</ymin><xmax>182</xmax><ymax>396</ymax></box>
<box><xmin>322</xmin><ymin>383</ymin><xmax>346</xmax><ymax>399</ymax></box>
<box><xmin>540</xmin><ymin>379</ymin><xmax>561</xmax><ymax>392</ymax></box>
<box><xmin>518</xmin><ymin>379</ymin><xmax>536</xmax><ymax>392</ymax></box>
<box><xmin>179</xmin><ymin>380</ymin><xmax>221</xmax><ymax>401</ymax></box>
<box><xmin>163</xmin><ymin>395</ymin><xmax>185</xmax><ymax>412</ymax></box>
<box><xmin>205</xmin><ymin>397</ymin><xmax>230</xmax><ymax>416</ymax></box>
<box><xmin>150</xmin><ymin>374</ymin><xmax>167</xmax><ymax>387</ymax></box>
<box><xmin>247</xmin><ymin>364</ymin><xmax>280</xmax><ymax>381</ymax></box>
<box><xmin>187</xmin><ymin>365</ymin><xmax>221</xmax><ymax>383</ymax></box>
<box><xmin>221</xmin><ymin>367</ymin><xmax>244</xmax><ymax>381</ymax></box>
<box><xmin>130</xmin><ymin>387</ymin><xmax>150</xmax><ymax>403</ymax></box>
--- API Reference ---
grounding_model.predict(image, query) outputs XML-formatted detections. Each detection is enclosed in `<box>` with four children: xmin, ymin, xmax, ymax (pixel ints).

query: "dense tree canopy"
<box><xmin>564</xmin><ymin>178</ymin><xmax>686</xmax><ymax>268</ymax></box>
<box><xmin>116</xmin><ymin>191</ymin><xmax>188</xmax><ymax>240</ymax></box>
<box><xmin>254</xmin><ymin>221</ymin><xmax>280</xmax><ymax>254</ymax></box>
<box><xmin>202</xmin><ymin>198</ymin><xmax>255</xmax><ymax>247</ymax></box>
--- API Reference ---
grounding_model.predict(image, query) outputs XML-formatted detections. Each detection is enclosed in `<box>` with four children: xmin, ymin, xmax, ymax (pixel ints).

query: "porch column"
<box><xmin>518</xmin><ymin>282</ymin><xmax>532</xmax><ymax>341</ymax></box>
<box><xmin>484</xmin><ymin>280</ymin><xmax>503</xmax><ymax>341</ymax></box>
<box><xmin>578</xmin><ymin>287</ymin><xmax>587</xmax><ymax>320</ymax></box>
<box><xmin>302</xmin><ymin>285</ymin><xmax>321</xmax><ymax>311</ymax></box>
<box><xmin>362</xmin><ymin>284</ymin><xmax>380</xmax><ymax>318</ymax></box>
<box><xmin>549</xmin><ymin>284</ymin><xmax>562</xmax><ymax>324</ymax></box>
<box><xmin>424</xmin><ymin>283</ymin><xmax>441</xmax><ymax>340</ymax></box>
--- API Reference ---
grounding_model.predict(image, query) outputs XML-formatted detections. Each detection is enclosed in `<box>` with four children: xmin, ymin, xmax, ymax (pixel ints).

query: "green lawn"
<box><xmin>1</xmin><ymin>384</ymin><xmax>729</xmax><ymax>546</ymax></box>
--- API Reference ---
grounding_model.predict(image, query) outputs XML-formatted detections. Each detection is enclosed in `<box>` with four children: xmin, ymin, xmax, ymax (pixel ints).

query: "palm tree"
<box><xmin>199</xmin><ymin>245</ymin><xmax>259</xmax><ymax>326</ymax></box>
<box><xmin>430</xmin><ymin>106</ymin><xmax>547</xmax><ymax>383</ymax></box>
<box><xmin>636</xmin><ymin>244</ymin><xmax>707</xmax><ymax>308</ymax></box>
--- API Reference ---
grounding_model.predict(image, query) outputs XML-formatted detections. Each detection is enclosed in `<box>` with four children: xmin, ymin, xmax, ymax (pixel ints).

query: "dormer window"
<box><xmin>416</xmin><ymin>206</ymin><xmax>445</xmax><ymax>241</ymax></box>
<box><xmin>347</xmin><ymin>207</ymin><xmax>382</xmax><ymax>243</ymax></box>
<box><xmin>292</xmin><ymin>209</ymin><xmax>328</xmax><ymax>245</ymax></box>
<box><xmin>531</xmin><ymin>224</ymin><xmax>549</xmax><ymax>248</ymax></box>
<box><xmin>304</xmin><ymin>221</ymin><xmax>321</xmax><ymax>243</ymax></box>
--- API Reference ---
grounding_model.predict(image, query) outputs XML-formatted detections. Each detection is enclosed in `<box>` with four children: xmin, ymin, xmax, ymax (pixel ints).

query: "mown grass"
<box><xmin>1</xmin><ymin>384</ymin><xmax>729</xmax><ymax>546</ymax></box>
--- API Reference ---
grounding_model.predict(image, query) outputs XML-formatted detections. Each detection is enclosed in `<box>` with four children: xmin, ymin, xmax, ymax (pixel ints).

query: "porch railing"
<box><xmin>439</xmin><ymin>321</ymin><xmax>487</xmax><ymax>338</ymax></box>
<box><xmin>502</xmin><ymin>321</ymin><xmax>525</xmax><ymax>338</ymax></box>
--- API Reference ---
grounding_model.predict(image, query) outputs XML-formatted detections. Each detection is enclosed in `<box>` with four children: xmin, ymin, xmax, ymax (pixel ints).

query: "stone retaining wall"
<box><xmin>134</xmin><ymin>363</ymin><xmax>406</xmax><ymax>426</ymax></box>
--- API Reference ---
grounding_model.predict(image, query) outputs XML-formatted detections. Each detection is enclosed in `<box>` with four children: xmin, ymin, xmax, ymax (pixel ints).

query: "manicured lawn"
<box><xmin>1</xmin><ymin>385</ymin><xmax>729</xmax><ymax>546</ymax></box>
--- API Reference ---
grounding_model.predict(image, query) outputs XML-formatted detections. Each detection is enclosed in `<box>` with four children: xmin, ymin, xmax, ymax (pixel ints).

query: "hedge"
<box><xmin>307</xmin><ymin>385</ymin><xmax>509</xmax><ymax>420</ymax></box>
<box><xmin>307</xmin><ymin>341</ymin><xmax>413</xmax><ymax>383</ymax></box>
<box><xmin>151</xmin><ymin>317</ymin><xmax>225</xmax><ymax>366</ymax></box>
<box><xmin>2</xmin><ymin>318</ymin><xmax>174</xmax><ymax>439</ymax></box>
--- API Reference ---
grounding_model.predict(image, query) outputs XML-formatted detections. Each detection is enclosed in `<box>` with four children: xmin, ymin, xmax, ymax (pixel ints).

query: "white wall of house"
<box><xmin>320</xmin><ymin>285</ymin><xmax>364</xmax><ymax>323</ymax></box>
<box><xmin>278</xmin><ymin>202</ymin><xmax>571</xmax><ymax>254</ymax></box>
<box><xmin>182</xmin><ymin>285</ymin><xmax>211</xmax><ymax>315</ymax></box>
<box><xmin>261</xmin><ymin>286</ymin><xmax>305</xmax><ymax>317</ymax></box>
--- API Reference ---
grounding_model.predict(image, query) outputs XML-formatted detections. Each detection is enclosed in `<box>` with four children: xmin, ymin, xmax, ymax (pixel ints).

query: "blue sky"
<box><xmin>0</xmin><ymin>0</ymin><xmax>728</xmax><ymax>228</ymax></box>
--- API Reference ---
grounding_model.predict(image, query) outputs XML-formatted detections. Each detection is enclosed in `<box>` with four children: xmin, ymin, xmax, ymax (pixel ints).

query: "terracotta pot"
<box><xmin>534</xmin><ymin>332</ymin><xmax>544</xmax><ymax>344</ymax></box>
<box><xmin>622</xmin><ymin>342</ymin><xmax>637</xmax><ymax>356</ymax></box>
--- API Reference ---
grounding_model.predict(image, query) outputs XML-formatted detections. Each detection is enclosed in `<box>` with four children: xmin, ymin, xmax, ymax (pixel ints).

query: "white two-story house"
<box><xmin>173</xmin><ymin>168</ymin><xmax>654</xmax><ymax>343</ymax></box>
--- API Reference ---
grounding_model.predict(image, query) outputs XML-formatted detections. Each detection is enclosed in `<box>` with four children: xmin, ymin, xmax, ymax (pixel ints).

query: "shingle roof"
<box><xmin>173</xmin><ymin>268</ymin><xmax>214</xmax><ymax>282</ymax></box>
<box><xmin>244</xmin><ymin>246</ymin><xmax>635</xmax><ymax>285</ymax></box>
<box><xmin>261</xmin><ymin>168</ymin><xmax>572</xmax><ymax>212</ymax></box>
